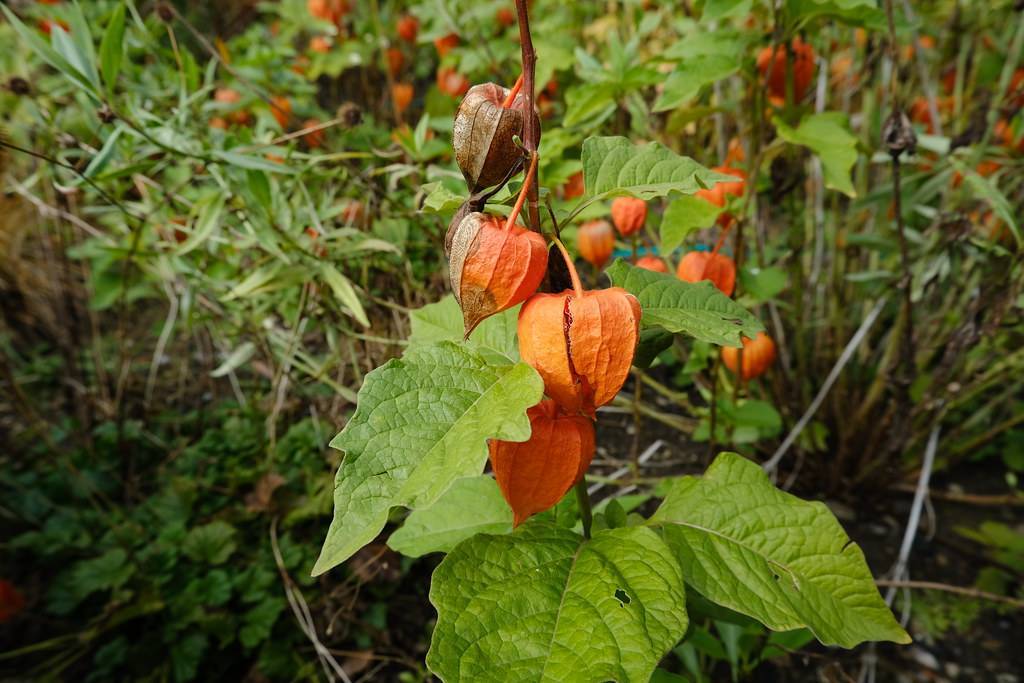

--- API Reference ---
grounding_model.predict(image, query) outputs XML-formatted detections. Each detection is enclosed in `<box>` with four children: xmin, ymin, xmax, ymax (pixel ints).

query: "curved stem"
<box><xmin>504</xmin><ymin>152</ymin><xmax>539</xmax><ymax>231</ymax></box>
<box><xmin>574</xmin><ymin>478</ymin><xmax>593</xmax><ymax>539</ymax></box>
<box><xmin>552</xmin><ymin>237</ymin><xmax>585</xmax><ymax>298</ymax></box>
<box><xmin>502</xmin><ymin>73</ymin><xmax>524</xmax><ymax>108</ymax></box>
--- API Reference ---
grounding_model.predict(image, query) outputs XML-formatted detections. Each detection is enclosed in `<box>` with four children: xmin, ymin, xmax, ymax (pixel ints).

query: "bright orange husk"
<box><xmin>449</xmin><ymin>213</ymin><xmax>548</xmax><ymax>337</ymax></box>
<box><xmin>695</xmin><ymin>166</ymin><xmax>747</xmax><ymax>210</ymax></box>
<box><xmin>610</xmin><ymin>196</ymin><xmax>647</xmax><ymax>237</ymax></box>
<box><xmin>488</xmin><ymin>399</ymin><xmax>595</xmax><ymax>526</ymax></box>
<box><xmin>270</xmin><ymin>96</ymin><xmax>291</xmax><ymax>128</ymax></box>
<box><xmin>757</xmin><ymin>37</ymin><xmax>815</xmax><ymax>105</ymax></box>
<box><xmin>518</xmin><ymin>286</ymin><xmax>641</xmax><ymax>417</ymax></box>
<box><xmin>391</xmin><ymin>82</ymin><xmax>413</xmax><ymax>114</ymax></box>
<box><xmin>576</xmin><ymin>220</ymin><xmax>614</xmax><ymax>269</ymax></box>
<box><xmin>635</xmin><ymin>256</ymin><xmax>668</xmax><ymax>273</ymax></box>
<box><xmin>721</xmin><ymin>331</ymin><xmax>776</xmax><ymax>380</ymax></box>
<box><xmin>676</xmin><ymin>251</ymin><xmax>736</xmax><ymax>297</ymax></box>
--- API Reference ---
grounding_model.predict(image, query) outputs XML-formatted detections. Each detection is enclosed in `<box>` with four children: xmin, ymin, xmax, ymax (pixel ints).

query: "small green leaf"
<box><xmin>786</xmin><ymin>0</ymin><xmax>887</xmax><ymax>29</ymax></box>
<box><xmin>408</xmin><ymin>294</ymin><xmax>520</xmax><ymax>364</ymax></box>
<box><xmin>388</xmin><ymin>476</ymin><xmax>513</xmax><ymax>557</ymax></box>
<box><xmin>313</xmin><ymin>343</ymin><xmax>544</xmax><ymax>575</ymax></box>
<box><xmin>212</xmin><ymin>150</ymin><xmax>298</xmax><ymax>174</ymax></box>
<box><xmin>581</xmin><ymin>136</ymin><xmax>736</xmax><ymax>202</ymax></box>
<box><xmin>99</xmin><ymin>2</ymin><xmax>126</xmax><ymax>91</ymax></box>
<box><xmin>650</xmin><ymin>452</ymin><xmax>911</xmax><ymax>648</ymax></box>
<box><xmin>653</xmin><ymin>56</ymin><xmax>739</xmax><ymax>112</ymax></box>
<box><xmin>774</xmin><ymin>113</ymin><xmax>859</xmax><ymax>197</ymax></box>
<box><xmin>182</xmin><ymin>521</ymin><xmax>237</xmax><ymax>565</ymax></box>
<box><xmin>211</xmin><ymin>341</ymin><xmax>256</xmax><ymax>378</ymax></box>
<box><xmin>245</xmin><ymin>170</ymin><xmax>272</xmax><ymax>213</ymax></box>
<box><xmin>660</xmin><ymin>195</ymin><xmax>723</xmax><ymax>252</ymax></box>
<box><xmin>633</xmin><ymin>328</ymin><xmax>674</xmax><ymax>369</ymax></box>
<box><xmin>176</xmin><ymin>195</ymin><xmax>224</xmax><ymax>256</ymax></box>
<box><xmin>563</xmin><ymin>83</ymin><xmax>618</xmax><ymax>128</ymax></box>
<box><xmin>427</xmin><ymin>523</ymin><xmax>689</xmax><ymax>683</ymax></box>
<box><xmin>738</xmin><ymin>266</ymin><xmax>788</xmax><ymax>301</ymax></box>
<box><xmin>605</xmin><ymin>260</ymin><xmax>764</xmax><ymax>347</ymax></box>
<box><xmin>699</xmin><ymin>0</ymin><xmax>752</xmax><ymax>22</ymax></box>
<box><xmin>420</xmin><ymin>182</ymin><xmax>466</xmax><ymax>214</ymax></box>
<box><xmin>82</xmin><ymin>126</ymin><xmax>123</xmax><ymax>179</ymax></box>
<box><xmin>0</xmin><ymin>4</ymin><xmax>98</xmax><ymax>95</ymax></box>
<box><xmin>318</xmin><ymin>263</ymin><xmax>369</xmax><ymax>327</ymax></box>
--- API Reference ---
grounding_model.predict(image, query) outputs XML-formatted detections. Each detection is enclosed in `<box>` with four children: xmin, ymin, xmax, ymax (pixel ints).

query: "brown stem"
<box><xmin>514</xmin><ymin>0</ymin><xmax>541</xmax><ymax>234</ymax></box>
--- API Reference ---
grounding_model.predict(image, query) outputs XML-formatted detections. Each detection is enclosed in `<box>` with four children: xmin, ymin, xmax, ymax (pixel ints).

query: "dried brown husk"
<box><xmin>452</xmin><ymin>83</ymin><xmax>537</xmax><ymax>193</ymax></box>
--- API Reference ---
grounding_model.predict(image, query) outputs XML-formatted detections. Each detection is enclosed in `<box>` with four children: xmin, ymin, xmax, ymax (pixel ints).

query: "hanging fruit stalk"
<box><xmin>518</xmin><ymin>238</ymin><xmax>641</xmax><ymax>416</ymax></box>
<box><xmin>488</xmin><ymin>399</ymin><xmax>595</xmax><ymax>526</ymax></box>
<box><xmin>448</xmin><ymin>153</ymin><xmax>548</xmax><ymax>337</ymax></box>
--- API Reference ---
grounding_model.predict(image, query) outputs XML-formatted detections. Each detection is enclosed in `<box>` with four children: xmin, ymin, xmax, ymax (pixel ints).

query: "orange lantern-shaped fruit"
<box><xmin>757</xmin><ymin>37</ymin><xmax>815</xmax><ymax>105</ymax></box>
<box><xmin>434</xmin><ymin>33</ymin><xmax>459</xmax><ymax>57</ymax></box>
<box><xmin>576</xmin><ymin>220</ymin><xmax>615</xmax><ymax>269</ymax></box>
<box><xmin>610</xmin><ymin>196</ymin><xmax>647</xmax><ymax>237</ymax></box>
<box><xmin>518</xmin><ymin>241</ymin><xmax>642</xmax><ymax>417</ymax></box>
<box><xmin>270</xmin><ymin>96</ymin><xmax>291</xmax><ymax>128</ymax></box>
<box><xmin>437</xmin><ymin>67</ymin><xmax>470</xmax><ymax>97</ymax></box>
<box><xmin>676</xmin><ymin>251</ymin><xmax>736</xmax><ymax>297</ymax></box>
<box><xmin>721</xmin><ymin>331</ymin><xmax>776</xmax><ymax>380</ymax></box>
<box><xmin>396</xmin><ymin>14</ymin><xmax>419</xmax><ymax>43</ymax></box>
<box><xmin>391</xmin><ymin>82</ymin><xmax>413</xmax><ymax>114</ymax></box>
<box><xmin>488</xmin><ymin>399</ymin><xmax>595</xmax><ymax>526</ymax></box>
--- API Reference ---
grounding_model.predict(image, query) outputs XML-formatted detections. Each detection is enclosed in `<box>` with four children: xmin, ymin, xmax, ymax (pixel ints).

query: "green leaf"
<box><xmin>408</xmin><ymin>294</ymin><xmax>520</xmax><ymax>364</ymax></box>
<box><xmin>605</xmin><ymin>260</ymin><xmax>764</xmax><ymax>347</ymax></box>
<box><xmin>563</xmin><ymin>83</ymin><xmax>618</xmax><ymax>128</ymax></box>
<box><xmin>182</xmin><ymin>521</ymin><xmax>238</xmax><ymax>565</ymax></box>
<box><xmin>774</xmin><ymin>113</ymin><xmax>859</xmax><ymax>197</ymax></box>
<box><xmin>664</xmin><ymin>28</ymin><xmax>746</xmax><ymax>61</ymax></box>
<box><xmin>212</xmin><ymin>150</ymin><xmax>298</xmax><ymax>174</ymax></box>
<box><xmin>633</xmin><ymin>328</ymin><xmax>675</xmax><ymax>369</ymax></box>
<box><xmin>699</xmin><ymin>0</ymin><xmax>752</xmax><ymax>22</ymax></box>
<box><xmin>420</xmin><ymin>181</ymin><xmax>466</xmax><ymax>214</ymax></box>
<box><xmin>211</xmin><ymin>341</ymin><xmax>256</xmax><ymax>378</ymax></box>
<box><xmin>738</xmin><ymin>266</ymin><xmax>788</xmax><ymax>302</ymax></box>
<box><xmin>388</xmin><ymin>476</ymin><xmax>513</xmax><ymax>557</ymax></box>
<box><xmin>313</xmin><ymin>342</ymin><xmax>544</xmax><ymax>575</ymax></box>
<box><xmin>99</xmin><ymin>2</ymin><xmax>126</xmax><ymax>91</ymax></box>
<box><xmin>318</xmin><ymin>264</ymin><xmax>369</xmax><ymax>327</ymax></box>
<box><xmin>176</xmin><ymin>194</ymin><xmax>224</xmax><ymax>256</ymax></box>
<box><xmin>0</xmin><ymin>4</ymin><xmax>99</xmax><ymax>96</ymax></box>
<box><xmin>950</xmin><ymin>158</ymin><xmax>1021</xmax><ymax>248</ymax></box>
<box><xmin>786</xmin><ymin>0</ymin><xmax>887</xmax><ymax>29</ymax></box>
<box><xmin>653</xmin><ymin>56</ymin><xmax>739</xmax><ymax>112</ymax></box>
<box><xmin>81</xmin><ymin>126</ymin><xmax>123</xmax><ymax>180</ymax></box>
<box><xmin>427</xmin><ymin>523</ymin><xmax>689</xmax><ymax>683</ymax></box>
<box><xmin>246</xmin><ymin>170</ymin><xmax>272</xmax><ymax>213</ymax></box>
<box><xmin>650</xmin><ymin>452</ymin><xmax>911</xmax><ymax>648</ymax></box>
<box><xmin>660</xmin><ymin>195</ymin><xmax>723</xmax><ymax>252</ymax></box>
<box><xmin>581</xmin><ymin>136</ymin><xmax>736</xmax><ymax>202</ymax></box>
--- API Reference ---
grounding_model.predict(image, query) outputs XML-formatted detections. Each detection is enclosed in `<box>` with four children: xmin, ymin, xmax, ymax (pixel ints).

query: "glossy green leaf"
<box><xmin>313</xmin><ymin>343</ymin><xmax>543</xmax><ymax>575</ymax></box>
<box><xmin>388</xmin><ymin>476</ymin><xmax>513</xmax><ymax>557</ymax></box>
<box><xmin>427</xmin><ymin>523</ymin><xmax>689</xmax><ymax>683</ymax></box>
<box><xmin>420</xmin><ymin>182</ymin><xmax>466</xmax><ymax>214</ymax></box>
<box><xmin>605</xmin><ymin>260</ymin><xmax>764</xmax><ymax>347</ymax></box>
<box><xmin>774</xmin><ymin>113</ymin><xmax>859</xmax><ymax>197</ymax></box>
<box><xmin>650</xmin><ymin>452</ymin><xmax>911</xmax><ymax>648</ymax></box>
<box><xmin>653</xmin><ymin>56</ymin><xmax>739</xmax><ymax>112</ymax></box>
<box><xmin>660</xmin><ymin>195</ymin><xmax>724</xmax><ymax>252</ymax></box>
<box><xmin>408</xmin><ymin>294</ymin><xmax>520</xmax><ymax>364</ymax></box>
<box><xmin>581</xmin><ymin>136</ymin><xmax>736</xmax><ymax>202</ymax></box>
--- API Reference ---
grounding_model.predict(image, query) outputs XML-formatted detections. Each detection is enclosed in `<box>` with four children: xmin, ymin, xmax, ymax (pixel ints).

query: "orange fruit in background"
<box><xmin>391</xmin><ymin>82</ymin><xmax>413</xmax><ymax>114</ymax></box>
<box><xmin>610</xmin><ymin>197</ymin><xmax>647</xmax><ymax>237</ymax></box>
<box><xmin>496</xmin><ymin>7</ymin><xmax>516</xmax><ymax>28</ymax></box>
<box><xmin>386</xmin><ymin>48</ymin><xmax>404</xmax><ymax>77</ymax></box>
<box><xmin>562</xmin><ymin>171</ymin><xmax>584</xmax><ymax>200</ymax></box>
<box><xmin>676</xmin><ymin>251</ymin><xmax>736</xmax><ymax>297</ymax></box>
<box><xmin>396</xmin><ymin>14</ymin><xmax>419</xmax><ymax>43</ymax></box>
<box><xmin>635</xmin><ymin>256</ymin><xmax>668</xmax><ymax>273</ymax></box>
<box><xmin>696</xmin><ymin>166</ymin><xmax>746</xmax><ymax>209</ymax></box>
<box><xmin>757</xmin><ymin>37</ymin><xmax>815</xmax><ymax>105</ymax></box>
<box><xmin>301</xmin><ymin>119</ymin><xmax>325</xmax><ymax>148</ymax></box>
<box><xmin>436</xmin><ymin>67</ymin><xmax>469</xmax><ymax>97</ymax></box>
<box><xmin>576</xmin><ymin>220</ymin><xmax>615</xmax><ymax>269</ymax></box>
<box><xmin>721</xmin><ymin>332</ymin><xmax>777</xmax><ymax>380</ymax></box>
<box><xmin>434</xmin><ymin>33</ymin><xmax>459</xmax><ymax>57</ymax></box>
<box><xmin>270</xmin><ymin>96</ymin><xmax>291</xmax><ymax>128</ymax></box>
<box><xmin>309</xmin><ymin>36</ymin><xmax>332</xmax><ymax>53</ymax></box>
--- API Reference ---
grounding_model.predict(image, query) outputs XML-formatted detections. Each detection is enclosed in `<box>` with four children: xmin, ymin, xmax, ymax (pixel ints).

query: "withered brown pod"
<box><xmin>452</xmin><ymin>82</ymin><xmax>538</xmax><ymax>193</ymax></box>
